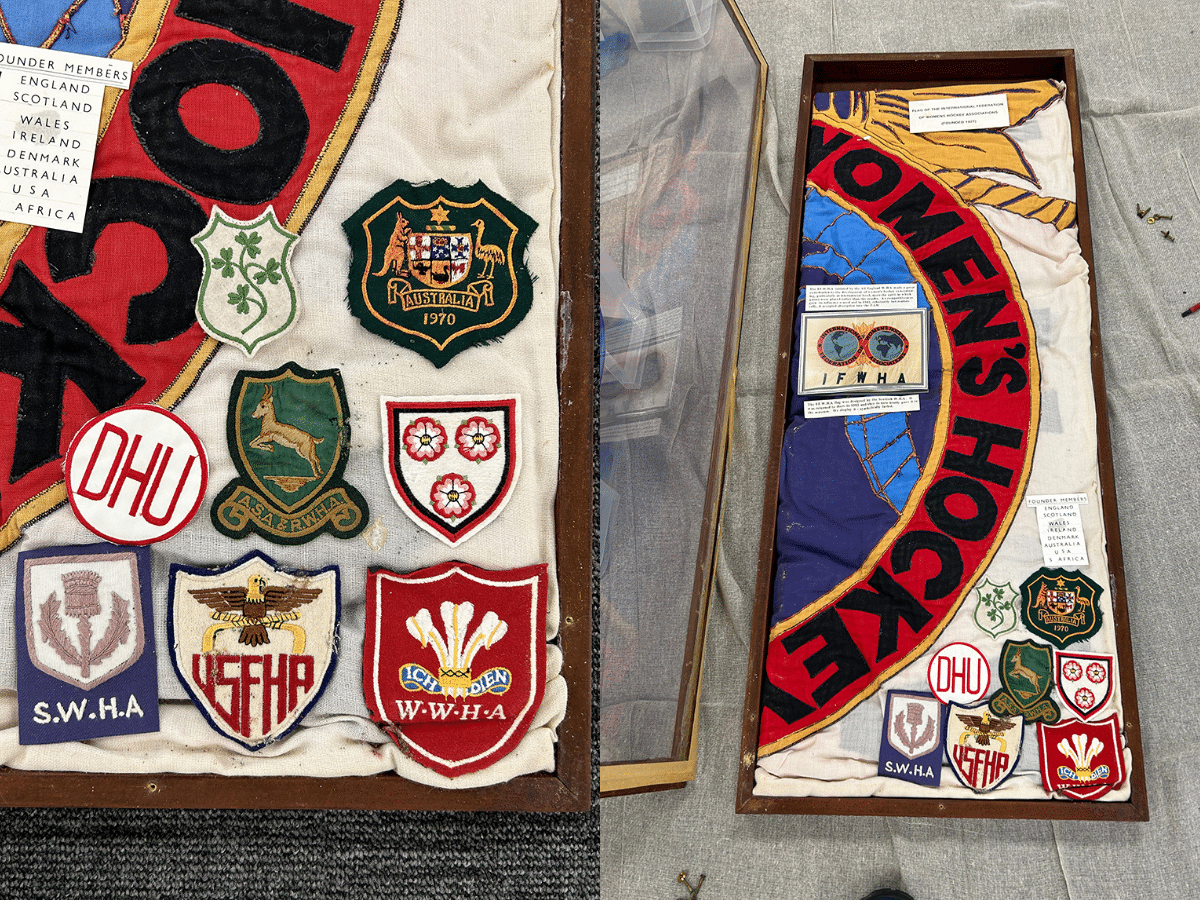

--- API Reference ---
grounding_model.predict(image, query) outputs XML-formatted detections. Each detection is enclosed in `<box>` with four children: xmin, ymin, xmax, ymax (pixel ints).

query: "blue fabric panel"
<box><xmin>6</xmin><ymin>1</ymin><xmax>122</xmax><ymax>57</ymax></box>
<box><xmin>771</xmin><ymin>187</ymin><xmax>944</xmax><ymax>626</ymax></box>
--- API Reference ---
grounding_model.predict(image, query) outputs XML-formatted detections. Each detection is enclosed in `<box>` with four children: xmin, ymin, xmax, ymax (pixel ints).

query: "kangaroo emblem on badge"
<box><xmin>211</xmin><ymin>363</ymin><xmax>369</xmax><ymax>545</ymax></box>
<box><xmin>343</xmin><ymin>179</ymin><xmax>538</xmax><ymax>367</ymax></box>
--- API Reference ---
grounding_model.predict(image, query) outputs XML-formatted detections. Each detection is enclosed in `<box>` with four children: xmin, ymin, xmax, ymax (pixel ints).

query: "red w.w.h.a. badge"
<box><xmin>363</xmin><ymin>561</ymin><xmax>547</xmax><ymax>777</ymax></box>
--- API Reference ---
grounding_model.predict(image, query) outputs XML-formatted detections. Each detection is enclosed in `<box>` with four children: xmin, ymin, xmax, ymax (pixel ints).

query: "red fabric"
<box><xmin>0</xmin><ymin>0</ymin><xmax>390</xmax><ymax>539</ymax></box>
<box><xmin>760</xmin><ymin>123</ymin><xmax>1039</xmax><ymax>752</ymax></box>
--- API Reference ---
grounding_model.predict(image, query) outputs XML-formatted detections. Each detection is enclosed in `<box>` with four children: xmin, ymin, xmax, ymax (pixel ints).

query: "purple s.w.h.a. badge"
<box><xmin>16</xmin><ymin>543</ymin><xmax>160</xmax><ymax>744</ymax></box>
<box><xmin>878</xmin><ymin>689</ymin><xmax>947</xmax><ymax>787</ymax></box>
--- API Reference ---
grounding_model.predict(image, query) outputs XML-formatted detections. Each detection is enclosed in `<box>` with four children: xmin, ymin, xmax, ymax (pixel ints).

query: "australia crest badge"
<box><xmin>343</xmin><ymin>179</ymin><xmax>538</xmax><ymax>367</ymax></box>
<box><xmin>16</xmin><ymin>543</ymin><xmax>160</xmax><ymax>744</ymax></box>
<box><xmin>1020</xmin><ymin>567</ymin><xmax>1103</xmax><ymax>648</ymax></box>
<box><xmin>1037</xmin><ymin>713</ymin><xmax>1125</xmax><ymax>799</ymax></box>
<box><xmin>363</xmin><ymin>561</ymin><xmax>547</xmax><ymax>777</ymax></box>
<box><xmin>989</xmin><ymin>639</ymin><xmax>1060</xmax><ymax>724</ymax></box>
<box><xmin>211</xmin><ymin>362</ymin><xmax>369</xmax><ymax>544</ymax></box>
<box><xmin>168</xmin><ymin>551</ymin><xmax>339</xmax><ymax>750</ymax></box>
<box><xmin>192</xmin><ymin>206</ymin><xmax>299</xmax><ymax>357</ymax></box>
<box><xmin>945</xmin><ymin>702</ymin><xmax>1023</xmax><ymax>793</ymax></box>
<box><xmin>381</xmin><ymin>396</ymin><xmax>520</xmax><ymax>545</ymax></box>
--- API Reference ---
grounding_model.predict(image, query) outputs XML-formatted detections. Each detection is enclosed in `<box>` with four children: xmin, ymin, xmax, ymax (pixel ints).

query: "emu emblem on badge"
<box><xmin>211</xmin><ymin>363</ymin><xmax>369</xmax><ymax>544</ymax></box>
<box><xmin>343</xmin><ymin>179</ymin><xmax>537</xmax><ymax>366</ymax></box>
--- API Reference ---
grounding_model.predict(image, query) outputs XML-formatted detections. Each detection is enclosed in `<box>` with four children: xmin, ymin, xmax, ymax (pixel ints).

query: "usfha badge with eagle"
<box><xmin>342</xmin><ymin>179</ymin><xmax>538</xmax><ymax>367</ymax></box>
<box><xmin>168</xmin><ymin>551</ymin><xmax>340</xmax><ymax>750</ymax></box>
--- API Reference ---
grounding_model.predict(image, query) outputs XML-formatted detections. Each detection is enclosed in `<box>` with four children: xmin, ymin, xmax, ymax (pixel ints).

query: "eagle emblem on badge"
<box><xmin>945</xmin><ymin>702</ymin><xmax>1023</xmax><ymax>793</ymax></box>
<box><xmin>343</xmin><ymin>179</ymin><xmax>537</xmax><ymax>367</ymax></box>
<box><xmin>169</xmin><ymin>551</ymin><xmax>340</xmax><ymax>750</ymax></box>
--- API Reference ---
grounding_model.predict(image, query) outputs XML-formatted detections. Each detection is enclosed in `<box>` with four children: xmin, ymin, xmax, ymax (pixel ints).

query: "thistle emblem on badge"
<box><xmin>343</xmin><ymin>179</ymin><xmax>537</xmax><ymax>367</ymax></box>
<box><xmin>192</xmin><ymin>206</ymin><xmax>299</xmax><ymax>357</ymax></box>
<box><xmin>211</xmin><ymin>363</ymin><xmax>369</xmax><ymax>545</ymax></box>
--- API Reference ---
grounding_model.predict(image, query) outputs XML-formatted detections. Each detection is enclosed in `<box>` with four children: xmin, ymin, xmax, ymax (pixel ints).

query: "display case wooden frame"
<box><xmin>736</xmin><ymin>50</ymin><xmax>1148</xmax><ymax>820</ymax></box>
<box><xmin>0</xmin><ymin>0</ymin><xmax>595</xmax><ymax>813</ymax></box>
<box><xmin>598</xmin><ymin>0</ymin><xmax>767</xmax><ymax>797</ymax></box>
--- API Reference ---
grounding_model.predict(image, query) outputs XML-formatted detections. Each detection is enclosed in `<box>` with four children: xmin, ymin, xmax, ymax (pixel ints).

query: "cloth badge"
<box><xmin>16</xmin><ymin>542</ymin><xmax>159</xmax><ymax>744</ymax></box>
<box><xmin>926</xmin><ymin>642</ymin><xmax>990</xmax><ymax>705</ymax></box>
<box><xmin>971</xmin><ymin>578</ymin><xmax>1018</xmax><ymax>638</ymax></box>
<box><xmin>381</xmin><ymin>396</ymin><xmax>520</xmax><ymax>545</ymax></box>
<box><xmin>191</xmin><ymin>206</ymin><xmax>299</xmax><ymax>357</ymax></box>
<box><xmin>1019</xmin><ymin>567</ymin><xmax>1103</xmax><ymax>648</ymax></box>
<box><xmin>211</xmin><ymin>362</ymin><xmax>369</xmax><ymax>545</ymax></box>
<box><xmin>64</xmin><ymin>404</ymin><xmax>208</xmax><ymax>545</ymax></box>
<box><xmin>342</xmin><ymin>178</ymin><xmax>538</xmax><ymax>367</ymax></box>
<box><xmin>878</xmin><ymin>690</ymin><xmax>946</xmax><ymax>787</ymax></box>
<box><xmin>363</xmin><ymin>561</ymin><xmax>547</xmax><ymax>778</ymax></box>
<box><xmin>988</xmin><ymin>638</ymin><xmax>1061</xmax><ymax>724</ymax></box>
<box><xmin>1055</xmin><ymin>651</ymin><xmax>1114</xmax><ymax>720</ymax></box>
<box><xmin>168</xmin><ymin>550</ymin><xmax>339</xmax><ymax>750</ymax></box>
<box><xmin>944</xmin><ymin>702</ymin><xmax>1023</xmax><ymax>793</ymax></box>
<box><xmin>0</xmin><ymin>0</ymin><xmax>403</xmax><ymax>556</ymax></box>
<box><xmin>1037</xmin><ymin>713</ymin><xmax>1125</xmax><ymax>800</ymax></box>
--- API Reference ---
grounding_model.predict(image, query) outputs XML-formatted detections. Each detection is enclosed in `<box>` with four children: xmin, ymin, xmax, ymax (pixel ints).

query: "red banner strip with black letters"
<box><xmin>759</xmin><ymin>119</ymin><xmax>1039</xmax><ymax>755</ymax></box>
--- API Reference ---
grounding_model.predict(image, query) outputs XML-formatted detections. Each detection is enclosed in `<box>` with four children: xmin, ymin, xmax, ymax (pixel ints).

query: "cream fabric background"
<box><xmin>0</xmin><ymin>0</ymin><xmax>566</xmax><ymax>790</ymax></box>
<box><xmin>602</xmin><ymin>1</ymin><xmax>1200</xmax><ymax>896</ymax></box>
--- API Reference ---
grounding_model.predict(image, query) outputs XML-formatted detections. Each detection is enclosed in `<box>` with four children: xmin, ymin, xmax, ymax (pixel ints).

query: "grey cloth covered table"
<box><xmin>601</xmin><ymin>1</ymin><xmax>1200</xmax><ymax>896</ymax></box>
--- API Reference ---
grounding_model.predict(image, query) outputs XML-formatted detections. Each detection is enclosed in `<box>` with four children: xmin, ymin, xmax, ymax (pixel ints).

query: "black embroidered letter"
<box><xmin>46</xmin><ymin>178</ymin><xmax>208</xmax><ymax>345</ymax></box>
<box><xmin>176</xmin><ymin>0</ymin><xmax>353</xmax><ymax>71</ymax></box>
<box><xmin>129</xmin><ymin>40</ymin><xmax>309</xmax><ymax>205</ymax></box>
<box><xmin>0</xmin><ymin>264</ymin><xmax>145</xmax><ymax>481</ymax></box>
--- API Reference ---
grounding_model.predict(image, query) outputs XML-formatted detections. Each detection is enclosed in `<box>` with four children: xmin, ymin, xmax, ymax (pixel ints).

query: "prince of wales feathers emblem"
<box><xmin>364</xmin><ymin>562</ymin><xmax>547</xmax><ymax>777</ymax></box>
<box><xmin>169</xmin><ymin>552</ymin><xmax>339</xmax><ymax>750</ymax></box>
<box><xmin>401</xmin><ymin>601</ymin><xmax>512</xmax><ymax>699</ymax></box>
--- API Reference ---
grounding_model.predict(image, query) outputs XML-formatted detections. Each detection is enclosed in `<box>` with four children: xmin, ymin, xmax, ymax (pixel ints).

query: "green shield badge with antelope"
<box><xmin>212</xmin><ymin>363</ymin><xmax>368</xmax><ymax>544</ymax></box>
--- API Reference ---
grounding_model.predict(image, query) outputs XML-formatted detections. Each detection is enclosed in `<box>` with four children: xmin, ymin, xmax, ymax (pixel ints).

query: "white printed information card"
<box><xmin>1025</xmin><ymin>493</ymin><xmax>1090</xmax><ymax>567</ymax></box>
<box><xmin>908</xmin><ymin>93</ymin><xmax>1010</xmax><ymax>134</ymax></box>
<box><xmin>0</xmin><ymin>45</ymin><xmax>132</xmax><ymax>233</ymax></box>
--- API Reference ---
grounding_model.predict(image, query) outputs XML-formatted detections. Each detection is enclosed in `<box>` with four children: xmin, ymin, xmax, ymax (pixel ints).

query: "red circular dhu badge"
<box><xmin>927</xmin><ymin>642</ymin><xmax>990</xmax><ymax>705</ymax></box>
<box><xmin>65</xmin><ymin>405</ymin><xmax>208</xmax><ymax>545</ymax></box>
